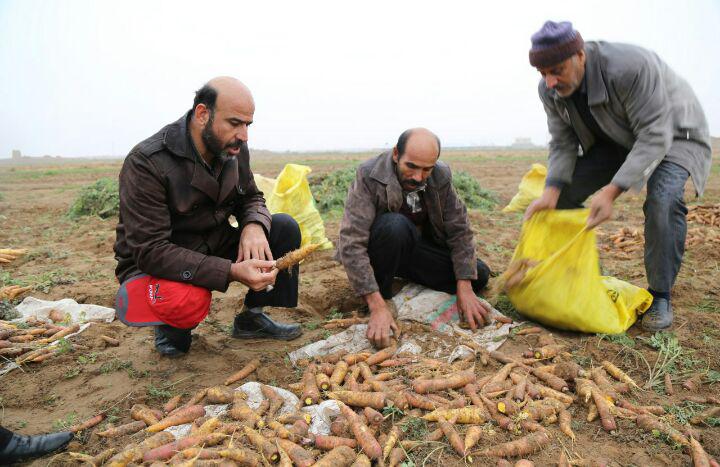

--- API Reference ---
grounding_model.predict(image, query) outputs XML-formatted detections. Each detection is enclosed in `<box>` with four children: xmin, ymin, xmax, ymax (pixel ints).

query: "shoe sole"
<box><xmin>232</xmin><ymin>330</ymin><xmax>303</xmax><ymax>341</ymax></box>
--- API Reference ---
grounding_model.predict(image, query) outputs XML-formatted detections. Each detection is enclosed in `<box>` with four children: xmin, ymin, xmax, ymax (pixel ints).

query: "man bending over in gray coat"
<box><xmin>524</xmin><ymin>21</ymin><xmax>711</xmax><ymax>331</ymax></box>
<box><xmin>336</xmin><ymin>128</ymin><xmax>492</xmax><ymax>348</ymax></box>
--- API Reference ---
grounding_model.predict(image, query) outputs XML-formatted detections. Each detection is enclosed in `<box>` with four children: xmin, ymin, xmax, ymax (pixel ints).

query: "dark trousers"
<box><xmin>556</xmin><ymin>147</ymin><xmax>689</xmax><ymax>294</ymax></box>
<box><xmin>0</xmin><ymin>426</ymin><xmax>12</xmax><ymax>449</ymax></box>
<box><xmin>157</xmin><ymin>213</ymin><xmax>301</xmax><ymax>349</ymax></box>
<box><xmin>368</xmin><ymin>213</ymin><xmax>491</xmax><ymax>299</ymax></box>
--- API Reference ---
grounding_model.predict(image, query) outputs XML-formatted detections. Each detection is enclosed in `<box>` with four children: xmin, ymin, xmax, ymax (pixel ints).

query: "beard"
<box><xmin>201</xmin><ymin>112</ymin><xmax>243</xmax><ymax>157</ymax></box>
<box><xmin>396</xmin><ymin>166</ymin><xmax>426</xmax><ymax>192</ymax></box>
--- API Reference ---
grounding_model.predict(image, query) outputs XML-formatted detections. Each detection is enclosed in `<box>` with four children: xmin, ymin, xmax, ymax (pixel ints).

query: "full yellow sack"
<box><xmin>254</xmin><ymin>164</ymin><xmax>333</xmax><ymax>250</ymax></box>
<box><xmin>502</xmin><ymin>163</ymin><xmax>547</xmax><ymax>213</ymax></box>
<box><xmin>506</xmin><ymin>209</ymin><xmax>652</xmax><ymax>334</ymax></box>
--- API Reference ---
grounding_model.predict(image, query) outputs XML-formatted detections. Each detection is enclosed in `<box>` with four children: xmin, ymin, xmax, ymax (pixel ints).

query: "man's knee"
<box><xmin>644</xmin><ymin>190</ymin><xmax>687</xmax><ymax>223</ymax></box>
<box><xmin>369</xmin><ymin>213</ymin><xmax>417</xmax><ymax>246</ymax></box>
<box><xmin>270</xmin><ymin>213</ymin><xmax>301</xmax><ymax>248</ymax></box>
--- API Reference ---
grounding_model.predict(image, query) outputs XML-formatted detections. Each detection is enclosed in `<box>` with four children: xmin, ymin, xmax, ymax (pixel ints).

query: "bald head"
<box><xmin>190</xmin><ymin>77</ymin><xmax>255</xmax><ymax>160</ymax></box>
<box><xmin>396</xmin><ymin>128</ymin><xmax>441</xmax><ymax>160</ymax></box>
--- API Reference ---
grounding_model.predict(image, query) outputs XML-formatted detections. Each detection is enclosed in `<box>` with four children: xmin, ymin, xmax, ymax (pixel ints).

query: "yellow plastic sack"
<box><xmin>502</xmin><ymin>163</ymin><xmax>547</xmax><ymax>213</ymax></box>
<box><xmin>506</xmin><ymin>209</ymin><xmax>652</xmax><ymax>334</ymax></box>
<box><xmin>254</xmin><ymin>164</ymin><xmax>333</xmax><ymax>250</ymax></box>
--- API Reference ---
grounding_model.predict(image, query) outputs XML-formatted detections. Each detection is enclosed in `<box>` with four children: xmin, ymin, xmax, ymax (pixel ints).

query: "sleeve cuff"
<box><xmin>545</xmin><ymin>178</ymin><xmax>567</xmax><ymax>189</ymax></box>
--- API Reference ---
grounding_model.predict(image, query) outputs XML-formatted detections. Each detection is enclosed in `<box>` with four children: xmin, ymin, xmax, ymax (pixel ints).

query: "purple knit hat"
<box><xmin>529</xmin><ymin>21</ymin><xmax>584</xmax><ymax>68</ymax></box>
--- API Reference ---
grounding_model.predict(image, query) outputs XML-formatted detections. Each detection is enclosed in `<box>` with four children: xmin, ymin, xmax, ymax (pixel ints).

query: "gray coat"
<box><xmin>335</xmin><ymin>151</ymin><xmax>477</xmax><ymax>297</ymax></box>
<box><xmin>540</xmin><ymin>41</ymin><xmax>711</xmax><ymax>194</ymax></box>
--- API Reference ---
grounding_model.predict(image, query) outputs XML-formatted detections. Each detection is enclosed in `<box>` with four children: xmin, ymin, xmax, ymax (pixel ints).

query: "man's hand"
<box><xmin>364</xmin><ymin>292</ymin><xmax>399</xmax><ymax>349</ymax></box>
<box><xmin>229</xmin><ymin>259</ymin><xmax>278</xmax><ymax>291</ymax></box>
<box><xmin>587</xmin><ymin>184</ymin><xmax>623</xmax><ymax>229</ymax></box>
<box><xmin>524</xmin><ymin>186</ymin><xmax>561</xmax><ymax>221</ymax></box>
<box><xmin>238</xmin><ymin>223</ymin><xmax>272</xmax><ymax>263</ymax></box>
<box><xmin>456</xmin><ymin>280</ymin><xmax>491</xmax><ymax>331</ymax></box>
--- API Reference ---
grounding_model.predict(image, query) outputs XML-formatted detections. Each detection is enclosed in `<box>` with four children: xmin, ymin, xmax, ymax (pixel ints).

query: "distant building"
<box><xmin>11</xmin><ymin>149</ymin><xmax>21</xmax><ymax>159</ymax></box>
<box><xmin>510</xmin><ymin>137</ymin><xmax>540</xmax><ymax>149</ymax></box>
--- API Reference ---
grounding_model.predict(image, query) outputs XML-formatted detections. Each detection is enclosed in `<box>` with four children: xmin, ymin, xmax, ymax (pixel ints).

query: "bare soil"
<box><xmin>0</xmin><ymin>148</ymin><xmax>718</xmax><ymax>466</ymax></box>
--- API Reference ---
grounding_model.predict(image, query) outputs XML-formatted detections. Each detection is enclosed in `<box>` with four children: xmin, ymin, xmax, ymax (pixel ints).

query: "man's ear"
<box><xmin>392</xmin><ymin>147</ymin><xmax>399</xmax><ymax>163</ymax></box>
<box><xmin>194</xmin><ymin>104</ymin><xmax>210</xmax><ymax>125</ymax></box>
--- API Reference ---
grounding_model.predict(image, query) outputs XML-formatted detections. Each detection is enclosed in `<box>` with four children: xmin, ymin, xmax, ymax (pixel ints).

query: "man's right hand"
<box><xmin>229</xmin><ymin>259</ymin><xmax>278</xmax><ymax>291</ymax></box>
<box><xmin>524</xmin><ymin>186</ymin><xmax>561</xmax><ymax>220</ymax></box>
<box><xmin>364</xmin><ymin>292</ymin><xmax>398</xmax><ymax>349</ymax></box>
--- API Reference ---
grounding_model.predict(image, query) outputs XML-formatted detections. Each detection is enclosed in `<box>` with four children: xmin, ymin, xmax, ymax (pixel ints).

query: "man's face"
<box><xmin>199</xmin><ymin>95</ymin><xmax>255</xmax><ymax>158</ymax></box>
<box><xmin>392</xmin><ymin>142</ymin><xmax>438</xmax><ymax>192</ymax></box>
<box><xmin>537</xmin><ymin>51</ymin><xmax>586</xmax><ymax>98</ymax></box>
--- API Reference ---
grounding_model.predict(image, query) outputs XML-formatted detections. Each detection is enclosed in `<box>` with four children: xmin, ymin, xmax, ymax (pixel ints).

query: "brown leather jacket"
<box><xmin>335</xmin><ymin>151</ymin><xmax>478</xmax><ymax>296</ymax></box>
<box><xmin>114</xmin><ymin>112</ymin><xmax>271</xmax><ymax>291</ymax></box>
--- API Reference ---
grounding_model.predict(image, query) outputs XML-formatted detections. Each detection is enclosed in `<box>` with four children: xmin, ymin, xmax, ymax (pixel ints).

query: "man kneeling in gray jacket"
<box><xmin>336</xmin><ymin>128</ymin><xmax>492</xmax><ymax>348</ymax></box>
<box><xmin>524</xmin><ymin>21</ymin><xmax>712</xmax><ymax>331</ymax></box>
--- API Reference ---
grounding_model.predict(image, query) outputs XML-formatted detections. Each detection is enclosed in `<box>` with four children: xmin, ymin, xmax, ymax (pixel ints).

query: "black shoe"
<box><xmin>641</xmin><ymin>298</ymin><xmax>673</xmax><ymax>331</ymax></box>
<box><xmin>154</xmin><ymin>325</ymin><xmax>191</xmax><ymax>357</ymax></box>
<box><xmin>232</xmin><ymin>308</ymin><xmax>302</xmax><ymax>340</ymax></box>
<box><xmin>0</xmin><ymin>431</ymin><xmax>73</xmax><ymax>464</ymax></box>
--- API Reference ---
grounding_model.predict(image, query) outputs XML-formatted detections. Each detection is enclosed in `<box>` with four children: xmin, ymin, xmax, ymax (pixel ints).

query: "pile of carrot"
<box><xmin>0</xmin><ymin>317</ymin><xmax>81</xmax><ymax>364</ymax></box>
<box><xmin>53</xmin><ymin>329</ymin><xmax>719</xmax><ymax>466</ymax></box>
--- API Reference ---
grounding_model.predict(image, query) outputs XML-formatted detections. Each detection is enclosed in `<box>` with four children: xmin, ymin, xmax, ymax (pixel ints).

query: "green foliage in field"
<box><xmin>68</xmin><ymin>177</ymin><xmax>119</xmax><ymax>218</ymax></box>
<box><xmin>451</xmin><ymin>170</ymin><xmax>497</xmax><ymax>211</ymax></box>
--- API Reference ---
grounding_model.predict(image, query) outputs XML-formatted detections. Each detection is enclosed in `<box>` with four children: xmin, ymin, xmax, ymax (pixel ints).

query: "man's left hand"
<box><xmin>587</xmin><ymin>184</ymin><xmax>623</xmax><ymax>229</ymax></box>
<box><xmin>238</xmin><ymin>223</ymin><xmax>272</xmax><ymax>264</ymax></box>
<box><xmin>456</xmin><ymin>280</ymin><xmax>491</xmax><ymax>331</ymax></box>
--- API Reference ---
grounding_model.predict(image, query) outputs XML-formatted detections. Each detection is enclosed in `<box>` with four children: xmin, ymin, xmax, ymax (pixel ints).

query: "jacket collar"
<box><xmin>583</xmin><ymin>42</ymin><xmax>609</xmax><ymax>106</ymax></box>
<box><xmin>163</xmin><ymin>111</ymin><xmax>196</xmax><ymax>161</ymax></box>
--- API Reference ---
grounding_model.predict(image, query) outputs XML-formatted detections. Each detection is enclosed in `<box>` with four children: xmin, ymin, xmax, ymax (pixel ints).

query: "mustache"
<box><xmin>225</xmin><ymin>140</ymin><xmax>243</xmax><ymax>149</ymax></box>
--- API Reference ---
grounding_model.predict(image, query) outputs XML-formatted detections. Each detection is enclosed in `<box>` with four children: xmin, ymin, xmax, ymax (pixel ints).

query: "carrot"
<box><xmin>532</xmin><ymin>368</ymin><xmax>568</xmax><ymax>392</ymax></box>
<box><xmin>316</xmin><ymin>372</ymin><xmax>332</xmax><ymax>391</ymax></box>
<box><xmin>313</xmin><ymin>445</ymin><xmax>357</xmax><ymax>467</ymax></box>
<box><xmin>146</xmin><ymin>404</ymin><xmax>206</xmax><ymax>432</ymax></box>
<box><xmin>243</xmin><ymin>425</ymin><xmax>279</xmax><ymax>463</ymax></box>
<box><xmin>9</xmin><ymin>334</ymin><xmax>35</xmax><ymax>343</ymax></box>
<box><xmin>512</xmin><ymin>378</ymin><xmax>528</xmax><ymax>402</ymax></box>
<box><xmin>275</xmin><ymin>243</ymin><xmax>320</xmax><ymax>270</ymax></box>
<box><xmin>480</xmin><ymin>394</ymin><xmax>513</xmax><ymax>431</ymax></box>
<box><xmin>302</xmin><ymin>364</ymin><xmax>321</xmax><ymax>405</ymax></box>
<box><xmin>290</xmin><ymin>419</ymin><xmax>310</xmax><ymax>438</ymax></box>
<box><xmin>514</xmin><ymin>326</ymin><xmax>543</xmax><ymax>335</ymax></box>
<box><xmin>206</xmin><ymin>385</ymin><xmax>235</xmax><ymax>404</ymax></box>
<box><xmin>224</xmin><ymin>358</ymin><xmax>261</xmax><ymax>385</ymax></box>
<box><xmin>423</xmin><ymin>407</ymin><xmax>488</xmax><ymax>424</ymax></box>
<box><xmin>344</xmin><ymin>352</ymin><xmax>371</xmax><ymax>365</ymax></box>
<box><xmin>363</xmin><ymin>407</ymin><xmax>384</xmax><ymax>425</ymax></box>
<box><xmin>69</xmin><ymin>413</ymin><xmax>105</xmax><ymax>433</ymax></box>
<box><xmin>323</xmin><ymin>317</ymin><xmax>369</xmax><ymax>329</ymax></box>
<box><xmin>260</xmin><ymin>384</ymin><xmax>285</xmax><ymax>419</ymax></box>
<box><xmin>38</xmin><ymin>323</ymin><xmax>80</xmax><ymax>344</ymax></box>
<box><xmin>164</xmin><ymin>395</ymin><xmax>182</xmax><ymax>414</ymax></box>
<box><xmin>558</xmin><ymin>410</ymin><xmax>575</xmax><ymax>441</ymax></box>
<box><xmin>229</xmin><ymin>391</ymin><xmax>264</xmax><ymax>428</ymax></box>
<box><xmin>412</xmin><ymin>370</ymin><xmax>476</xmax><ymax>394</ymax></box>
<box><xmin>181</xmin><ymin>447</ymin><xmax>222</xmax><ymax>460</ymax></box>
<box><xmin>339</xmin><ymin>401</ymin><xmax>382</xmax><ymax>459</ymax></box>
<box><xmin>327</xmin><ymin>390</ymin><xmax>386</xmax><ymax>409</ymax></box>
<box><xmin>357</xmin><ymin>361</ymin><xmax>374</xmax><ymax>381</ymax></box>
<box><xmin>690</xmin><ymin>407</ymin><xmax>720</xmax><ymax>425</ymax></box>
<box><xmin>515</xmin><ymin>460</ymin><xmax>535</xmax><ymax>467</ymax></box>
<box><xmin>601</xmin><ymin>360</ymin><xmax>639</xmax><ymax>389</ymax></box>
<box><xmin>314</xmin><ymin>434</ymin><xmax>358</xmax><ymax>450</ymax></box>
<box><xmin>426</xmin><ymin>427</ymin><xmax>445</xmax><ymax>441</ymax></box>
<box><xmin>196</xmin><ymin>417</ymin><xmax>222</xmax><ymax>435</ymax></box>
<box><xmin>591</xmin><ymin>388</ymin><xmax>616</xmax><ymax>432</ymax></box>
<box><xmin>331</xmin><ymin>416</ymin><xmax>350</xmax><ymax>437</ymax></box>
<box><xmin>366</xmin><ymin>345</ymin><xmax>397</xmax><ymax>366</ymax></box>
<box><xmin>558</xmin><ymin>451</ymin><xmax>571</xmax><ymax>467</ymax></box>
<box><xmin>475</xmin><ymin>431</ymin><xmax>550</xmax><ymax>457</ymax></box>
<box><xmin>636</xmin><ymin>414</ymin><xmax>689</xmax><ymax>447</ymax></box>
<box><xmin>351</xmin><ymin>453</ymin><xmax>372</xmax><ymax>467</ymax></box>
<box><xmin>689</xmin><ymin>436</ymin><xmax>711</xmax><ymax>467</ymax></box>
<box><xmin>256</xmin><ymin>398</ymin><xmax>270</xmax><ymax>417</ymax></box>
<box><xmin>276</xmin><ymin>438</ymin><xmax>316</xmax><ymax>467</ymax></box>
<box><xmin>437</xmin><ymin>414</ymin><xmax>464</xmax><ymax>456</ymax></box>
<box><xmin>101</xmin><ymin>335</ymin><xmax>120</xmax><ymax>346</ymax></box>
<box><xmin>96</xmin><ymin>420</ymin><xmax>147</xmax><ymax>438</ymax></box>
<box><xmin>276</xmin><ymin>440</ymin><xmax>294</xmax><ymax>467</ymax></box>
<box><xmin>379</xmin><ymin>357</ymin><xmax>416</xmax><ymax>367</ymax></box>
<box><xmin>330</xmin><ymin>361</ymin><xmax>350</xmax><ymax>388</ymax></box>
<box><xmin>488</xmin><ymin>363</ymin><xmax>517</xmax><ymax>387</ymax></box>
<box><xmin>664</xmin><ymin>373</ymin><xmax>674</xmax><ymax>396</ymax></box>
<box><xmin>218</xmin><ymin>448</ymin><xmax>263</xmax><ymax>466</ymax></box>
<box><xmin>143</xmin><ymin>433</ymin><xmax>226</xmax><ymax>462</ymax></box>
<box><xmin>93</xmin><ymin>448</ymin><xmax>117</xmax><ymax>465</ymax></box>
<box><xmin>531</xmin><ymin>344</ymin><xmax>564</xmax><ymax>360</ymax></box>
<box><xmin>536</xmin><ymin>384</ymin><xmax>574</xmax><ymax>405</ymax></box>
<box><xmin>684</xmin><ymin>375</ymin><xmax>700</xmax><ymax>391</ymax></box>
<box><xmin>129</xmin><ymin>404</ymin><xmax>159</xmax><ymax>426</ymax></box>
<box><xmin>404</xmin><ymin>391</ymin><xmax>439</xmax><ymax>411</ymax></box>
<box><xmin>107</xmin><ymin>432</ymin><xmax>175</xmax><ymax>465</ymax></box>
<box><xmin>276</xmin><ymin>412</ymin><xmax>312</xmax><ymax>425</ymax></box>
<box><xmin>268</xmin><ymin>420</ymin><xmax>296</xmax><ymax>441</ymax></box>
<box><xmin>320</xmin><ymin>350</ymin><xmax>348</xmax><ymax>364</ymax></box>
<box><xmin>586</xmin><ymin>403</ymin><xmax>599</xmax><ymax>422</ymax></box>
<box><xmin>464</xmin><ymin>425</ymin><xmax>483</xmax><ymax>452</ymax></box>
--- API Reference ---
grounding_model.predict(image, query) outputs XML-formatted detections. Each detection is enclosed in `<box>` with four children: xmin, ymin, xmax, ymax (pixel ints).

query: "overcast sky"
<box><xmin>0</xmin><ymin>0</ymin><xmax>718</xmax><ymax>158</ymax></box>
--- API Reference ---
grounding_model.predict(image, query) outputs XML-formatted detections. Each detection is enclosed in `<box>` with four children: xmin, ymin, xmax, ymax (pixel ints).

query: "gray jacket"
<box><xmin>335</xmin><ymin>151</ymin><xmax>477</xmax><ymax>297</ymax></box>
<box><xmin>540</xmin><ymin>41</ymin><xmax>711</xmax><ymax>194</ymax></box>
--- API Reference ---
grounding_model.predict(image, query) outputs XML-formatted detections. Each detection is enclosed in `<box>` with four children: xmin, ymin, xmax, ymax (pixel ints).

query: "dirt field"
<box><xmin>0</xmin><ymin>147</ymin><xmax>719</xmax><ymax>466</ymax></box>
